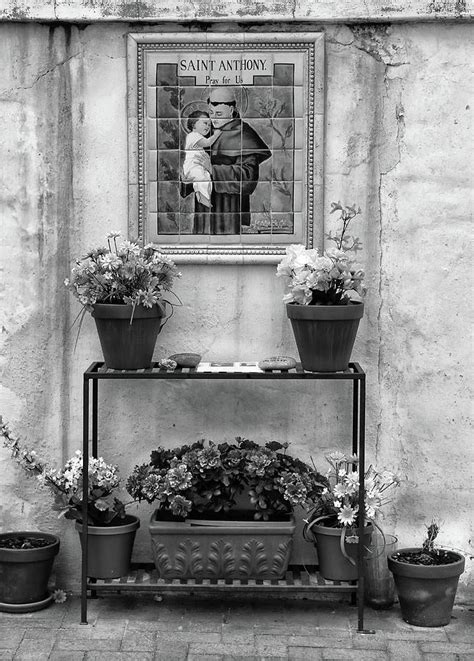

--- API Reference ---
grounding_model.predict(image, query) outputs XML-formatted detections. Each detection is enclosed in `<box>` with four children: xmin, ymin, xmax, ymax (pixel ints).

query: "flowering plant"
<box><xmin>64</xmin><ymin>232</ymin><xmax>181</xmax><ymax>311</ymax></box>
<box><xmin>276</xmin><ymin>202</ymin><xmax>365</xmax><ymax>305</ymax></box>
<box><xmin>304</xmin><ymin>451</ymin><xmax>400</xmax><ymax>530</ymax></box>
<box><xmin>1</xmin><ymin>417</ymin><xmax>126</xmax><ymax>526</ymax></box>
<box><xmin>126</xmin><ymin>437</ymin><xmax>328</xmax><ymax>521</ymax></box>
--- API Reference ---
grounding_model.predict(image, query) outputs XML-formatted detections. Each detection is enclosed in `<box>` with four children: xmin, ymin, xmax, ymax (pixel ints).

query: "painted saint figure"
<box><xmin>182</xmin><ymin>87</ymin><xmax>271</xmax><ymax>234</ymax></box>
<box><xmin>182</xmin><ymin>111</ymin><xmax>222</xmax><ymax>208</ymax></box>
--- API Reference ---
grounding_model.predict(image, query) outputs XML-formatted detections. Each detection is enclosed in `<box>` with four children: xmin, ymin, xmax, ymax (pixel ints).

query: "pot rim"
<box><xmin>0</xmin><ymin>532</ymin><xmax>60</xmax><ymax>562</ymax></box>
<box><xmin>286</xmin><ymin>300</ymin><xmax>364</xmax><ymax>321</ymax></box>
<box><xmin>310</xmin><ymin>520</ymin><xmax>373</xmax><ymax>537</ymax></box>
<box><xmin>388</xmin><ymin>547</ymin><xmax>465</xmax><ymax>579</ymax></box>
<box><xmin>91</xmin><ymin>302</ymin><xmax>165</xmax><ymax>320</ymax></box>
<box><xmin>75</xmin><ymin>514</ymin><xmax>140</xmax><ymax>536</ymax></box>
<box><xmin>149</xmin><ymin>510</ymin><xmax>296</xmax><ymax>535</ymax></box>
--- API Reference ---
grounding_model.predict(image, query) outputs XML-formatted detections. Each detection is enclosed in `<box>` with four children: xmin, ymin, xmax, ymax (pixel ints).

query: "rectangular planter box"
<box><xmin>149</xmin><ymin>511</ymin><xmax>296</xmax><ymax>580</ymax></box>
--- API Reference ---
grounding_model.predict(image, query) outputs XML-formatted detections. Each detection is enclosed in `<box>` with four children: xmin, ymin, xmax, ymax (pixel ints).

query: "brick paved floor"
<box><xmin>0</xmin><ymin>594</ymin><xmax>473</xmax><ymax>660</ymax></box>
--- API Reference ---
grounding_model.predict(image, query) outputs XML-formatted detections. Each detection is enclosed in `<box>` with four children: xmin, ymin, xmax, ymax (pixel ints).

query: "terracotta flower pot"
<box><xmin>388</xmin><ymin>547</ymin><xmax>465</xmax><ymax>626</ymax></box>
<box><xmin>286</xmin><ymin>301</ymin><xmax>364</xmax><ymax>372</ymax></box>
<box><xmin>309</xmin><ymin>520</ymin><xmax>373</xmax><ymax>581</ymax></box>
<box><xmin>0</xmin><ymin>531</ymin><xmax>60</xmax><ymax>612</ymax></box>
<box><xmin>92</xmin><ymin>303</ymin><xmax>164</xmax><ymax>370</ymax></box>
<box><xmin>76</xmin><ymin>515</ymin><xmax>140</xmax><ymax>579</ymax></box>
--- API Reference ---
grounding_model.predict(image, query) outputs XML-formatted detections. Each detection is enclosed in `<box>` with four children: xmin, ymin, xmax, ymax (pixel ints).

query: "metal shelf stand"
<box><xmin>81</xmin><ymin>361</ymin><xmax>367</xmax><ymax>630</ymax></box>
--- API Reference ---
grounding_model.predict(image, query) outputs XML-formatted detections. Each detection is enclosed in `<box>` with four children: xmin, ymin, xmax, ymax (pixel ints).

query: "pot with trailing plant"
<box><xmin>1</xmin><ymin>418</ymin><xmax>139</xmax><ymax>580</ymax></box>
<box><xmin>276</xmin><ymin>202</ymin><xmax>365</xmax><ymax>372</ymax></box>
<box><xmin>388</xmin><ymin>522</ymin><xmax>465</xmax><ymax>627</ymax></box>
<box><xmin>303</xmin><ymin>451</ymin><xmax>400</xmax><ymax>582</ymax></box>
<box><xmin>0</xmin><ymin>419</ymin><xmax>61</xmax><ymax>612</ymax></box>
<box><xmin>127</xmin><ymin>437</ymin><xmax>327</xmax><ymax>580</ymax></box>
<box><xmin>65</xmin><ymin>232</ymin><xmax>181</xmax><ymax>370</ymax></box>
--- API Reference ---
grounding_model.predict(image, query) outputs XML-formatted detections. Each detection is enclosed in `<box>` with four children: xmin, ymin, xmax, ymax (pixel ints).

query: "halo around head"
<box><xmin>180</xmin><ymin>100</ymin><xmax>211</xmax><ymax>134</ymax></box>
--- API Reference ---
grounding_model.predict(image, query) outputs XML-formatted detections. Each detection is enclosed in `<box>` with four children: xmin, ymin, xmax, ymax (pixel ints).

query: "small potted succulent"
<box><xmin>126</xmin><ymin>437</ymin><xmax>327</xmax><ymax>580</ymax></box>
<box><xmin>276</xmin><ymin>202</ymin><xmax>365</xmax><ymax>372</ymax></box>
<box><xmin>1</xmin><ymin>417</ymin><xmax>138</xmax><ymax>580</ymax></box>
<box><xmin>64</xmin><ymin>232</ymin><xmax>181</xmax><ymax>369</ymax></box>
<box><xmin>388</xmin><ymin>522</ymin><xmax>465</xmax><ymax>627</ymax></box>
<box><xmin>303</xmin><ymin>451</ymin><xmax>400</xmax><ymax>581</ymax></box>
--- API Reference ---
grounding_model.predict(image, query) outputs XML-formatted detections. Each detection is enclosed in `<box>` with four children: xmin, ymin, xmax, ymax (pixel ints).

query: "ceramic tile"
<box><xmin>157</xmin><ymin>212</ymin><xmax>180</xmax><ymax>234</ymax></box>
<box><xmin>157</xmin><ymin>150</ymin><xmax>180</xmax><ymax>181</ymax></box>
<box><xmin>157</xmin><ymin>119</ymin><xmax>180</xmax><ymax>149</ymax></box>
<box><xmin>156</xmin><ymin>86</ymin><xmax>180</xmax><ymax>118</ymax></box>
<box><xmin>155</xmin><ymin>62</ymin><xmax>179</xmax><ymax>87</ymax></box>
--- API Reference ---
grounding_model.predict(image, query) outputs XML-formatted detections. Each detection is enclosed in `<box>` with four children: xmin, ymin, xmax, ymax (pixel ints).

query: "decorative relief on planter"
<box><xmin>150</xmin><ymin>536</ymin><xmax>292</xmax><ymax>579</ymax></box>
<box><xmin>127</xmin><ymin>32</ymin><xmax>325</xmax><ymax>263</ymax></box>
<box><xmin>148</xmin><ymin>513</ymin><xmax>296</xmax><ymax>579</ymax></box>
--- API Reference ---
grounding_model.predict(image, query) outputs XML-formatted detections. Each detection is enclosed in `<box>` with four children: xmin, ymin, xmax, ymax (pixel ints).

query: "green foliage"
<box><xmin>126</xmin><ymin>437</ymin><xmax>328</xmax><ymax>522</ymax></box>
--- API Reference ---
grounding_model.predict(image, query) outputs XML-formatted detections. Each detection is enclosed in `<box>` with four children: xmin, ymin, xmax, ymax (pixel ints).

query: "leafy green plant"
<box><xmin>126</xmin><ymin>437</ymin><xmax>327</xmax><ymax>521</ymax></box>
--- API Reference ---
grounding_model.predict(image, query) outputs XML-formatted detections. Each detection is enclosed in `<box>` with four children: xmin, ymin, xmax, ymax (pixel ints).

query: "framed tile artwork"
<box><xmin>127</xmin><ymin>32</ymin><xmax>325</xmax><ymax>263</ymax></box>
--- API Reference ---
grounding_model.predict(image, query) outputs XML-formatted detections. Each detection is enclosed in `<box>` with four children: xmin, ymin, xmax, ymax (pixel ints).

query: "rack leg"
<box><xmin>81</xmin><ymin>375</ymin><xmax>90</xmax><ymax>625</ymax></box>
<box><xmin>356</xmin><ymin>375</ymin><xmax>374</xmax><ymax>634</ymax></box>
<box><xmin>352</xmin><ymin>379</ymin><xmax>359</xmax><ymax>457</ymax></box>
<box><xmin>92</xmin><ymin>378</ymin><xmax>98</xmax><ymax>458</ymax></box>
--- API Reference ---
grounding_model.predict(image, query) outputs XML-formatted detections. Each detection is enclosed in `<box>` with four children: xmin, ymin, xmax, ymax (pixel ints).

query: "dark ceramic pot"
<box><xmin>286</xmin><ymin>301</ymin><xmax>364</xmax><ymax>372</ymax></box>
<box><xmin>308</xmin><ymin>519</ymin><xmax>373</xmax><ymax>581</ymax></box>
<box><xmin>92</xmin><ymin>303</ymin><xmax>165</xmax><ymax>370</ymax></box>
<box><xmin>76</xmin><ymin>515</ymin><xmax>140</xmax><ymax>579</ymax></box>
<box><xmin>388</xmin><ymin>547</ymin><xmax>465</xmax><ymax>627</ymax></box>
<box><xmin>0</xmin><ymin>531</ymin><xmax>60</xmax><ymax>612</ymax></box>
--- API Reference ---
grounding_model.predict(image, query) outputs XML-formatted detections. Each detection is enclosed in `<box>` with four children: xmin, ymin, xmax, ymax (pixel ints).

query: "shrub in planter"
<box><xmin>388</xmin><ymin>522</ymin><xmax>465</xmax><ymax>627</ymax></box>
<box><xmin>127</xmin><ymin>438</ymin><xmax>327</xmax><ymax>579</ymax></box>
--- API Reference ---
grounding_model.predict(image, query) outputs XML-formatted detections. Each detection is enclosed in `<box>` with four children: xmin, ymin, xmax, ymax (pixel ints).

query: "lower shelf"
<box><xmin>87</xmin><ymin>564</ymin><xmax>357</xmax><ymax>595</ymax></box>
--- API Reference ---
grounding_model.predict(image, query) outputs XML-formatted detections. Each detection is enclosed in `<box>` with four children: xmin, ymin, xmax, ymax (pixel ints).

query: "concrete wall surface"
<box><xmin>0</xmin><ymin>0</ymin><xmax>473</xmax><ymax>22</ymax></box>
<box><xmin>0</xmin><ymin>18</ymin><xmax>472</xmax><ymax>600</ymax></box>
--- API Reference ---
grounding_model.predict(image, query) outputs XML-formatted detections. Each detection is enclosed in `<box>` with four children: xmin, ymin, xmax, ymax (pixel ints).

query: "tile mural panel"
<box><xmin>127</xmin><ymin>32</ymin><xmax>324</xmax><ymax>262</ymax></box>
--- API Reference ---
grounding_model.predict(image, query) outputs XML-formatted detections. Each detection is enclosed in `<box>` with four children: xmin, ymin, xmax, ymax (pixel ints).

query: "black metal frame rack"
<box><xmin>81</xmin><ymin>361</ymin><xmax>368</xmax><ymax>630</ymax></box>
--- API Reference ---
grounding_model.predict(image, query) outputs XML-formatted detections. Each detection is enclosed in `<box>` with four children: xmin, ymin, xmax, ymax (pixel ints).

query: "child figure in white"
<box><xmin>182</xmin><ymin>111</ymin><xmax>221</xmax><ymax>208</ymax></box>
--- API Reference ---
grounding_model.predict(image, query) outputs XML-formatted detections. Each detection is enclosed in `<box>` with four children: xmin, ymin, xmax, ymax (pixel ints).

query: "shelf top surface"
<box><xmin>84</xmin><ymin>361</ymin><xmax>365</xmax><ymax>380</ymax></box>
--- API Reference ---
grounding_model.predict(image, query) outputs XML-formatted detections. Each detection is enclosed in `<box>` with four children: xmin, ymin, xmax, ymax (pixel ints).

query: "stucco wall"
<box><xmin>0</xmin><ymin>17</ymin><xmax>472</xmax><ymax>599</ymax></box>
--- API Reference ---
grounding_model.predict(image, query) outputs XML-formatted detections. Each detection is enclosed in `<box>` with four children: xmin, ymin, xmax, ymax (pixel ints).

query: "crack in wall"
<box><xmin>340</xmin><ymin>28</ymin><xmax>407</xmax><ymax>462</ymax></box>
<box><xmin>1</xmin><ymin>53</ymin><xmax>80</xmax><ymax>99</ymax></box>
<box><xmin>25</xmin><ymin>53</ymin><xmax>80</xmax><ymax>90</ymax></box>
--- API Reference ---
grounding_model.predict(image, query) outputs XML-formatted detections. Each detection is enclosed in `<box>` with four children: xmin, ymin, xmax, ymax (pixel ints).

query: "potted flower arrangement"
<box><xmin>65</xmin><ymin>232</ymin><xmax>181</xmax><ymax>369</ymax></box>
<box><xmin>303</xmin><ymin>451</ymin><xmax>400</xmax><ymax>581</ymax></box>
<box><xmin>0</xmin><ymin>418</ymin><xmax>61</xmax><ymax>611</ymax></box>
<box><xmin>276</xmin><ymin>202</ymin><xmax>365</xmax><ymax>372</ymax></box>
<box><xmin>1</xmin><ymin>418</ymin><xmax>138</xmax><ymax>580</ymax></box>
<box><xmin>388</xmin><ymin>522</ymin><xmax>465</xmax><ymax>627</ymax></box>
<box><xmin>126</xmin><ymin>437</ymin><xmax>327</xmax><ymax>580</ymax></box>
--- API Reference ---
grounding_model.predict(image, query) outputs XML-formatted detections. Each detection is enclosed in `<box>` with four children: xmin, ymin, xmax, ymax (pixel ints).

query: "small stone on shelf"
<box><xmin>258</xmin><ymin>356</ymin><xmax>297</xmax><ymax>371</ymax></box>
<box><xmin>168</xmin><ymin>353</ymin><xmax>201</xmax><ymax>368</ymax></box>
